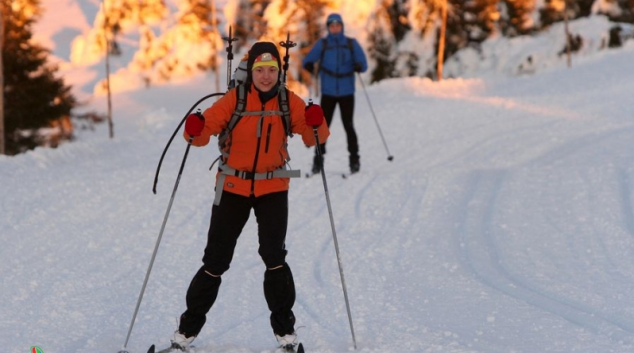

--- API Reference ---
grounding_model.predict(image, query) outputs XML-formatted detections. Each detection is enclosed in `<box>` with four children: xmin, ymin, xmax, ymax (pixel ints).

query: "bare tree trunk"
<box><xmin>102</xmin><ymin>0</ymin><xmax>114</xmax><ymax>138</ymax></box>
<box><xmin>564</xmin><ymin>0</ymin><xmax>571</xmax><ymax>68</ymax></box>
<box><xmin>0</xmin><ymin>1</ymin><xmax>5</xmax><ymax>154</ymax></box>
<box><xmin>437</xmin><ymin>0</ymin><xmax>448</xmax><ymax>81</ymax></box>
<box><xmin>211</xmin><ymin>0</ymin><xmax>220</xmax><ymax>91</ymax></box>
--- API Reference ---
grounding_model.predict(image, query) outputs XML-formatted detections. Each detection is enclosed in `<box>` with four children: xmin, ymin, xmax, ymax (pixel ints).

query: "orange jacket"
<box><xmin>185</xmin><ymin>84</ymin><xmax>330</xmax><ymax>198</ymax></box>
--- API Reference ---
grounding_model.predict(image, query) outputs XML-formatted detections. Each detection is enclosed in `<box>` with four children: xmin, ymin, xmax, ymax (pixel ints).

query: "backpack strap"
<box><xmin>319</xmin><ymin>37</ymin><xmax>356</xmax><ymax>78</ymax></box>
<box><xmin>228</xmin><ymin>83</ymin><xmax>248</xmax><ymax>131</ymax></box>
<box><xmin>277</xmin><ymin>85</ymin><xmax>292</xmax><ymax>137</ymax></box>
<box><xmin>211</xmin><ymin>84</ymin><xmax>299</xmax><ymax>205</ymax></box>
<box><xmin>216</xmin><ymin>84</ymin><xmax>248</xmax><ymax>160</ymax></box>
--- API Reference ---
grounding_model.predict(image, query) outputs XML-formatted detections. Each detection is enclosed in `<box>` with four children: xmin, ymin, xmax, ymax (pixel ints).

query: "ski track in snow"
<box><xmin>4</xmin><ymin>38</ymin><xmax>634</xmax><ymax>353</ymax></box>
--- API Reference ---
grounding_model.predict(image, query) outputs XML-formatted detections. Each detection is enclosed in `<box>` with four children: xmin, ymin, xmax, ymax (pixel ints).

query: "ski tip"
<box><xmin>147</xmin><ymin>344</ymin><xmax>155</xmax><ymax>353</ymax></box>
<box><xmin>297</xmin><ymin>343</ymin><xmax>305</xmax><ymax>353</ymax></box>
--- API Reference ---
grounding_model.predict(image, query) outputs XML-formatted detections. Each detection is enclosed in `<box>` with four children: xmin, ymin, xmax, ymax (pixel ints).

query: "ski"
<box><xmin>146</xmin><ymin>342</ymin><xmax>303</xmax><ymax>353</ymax></box>
<box><xmin>147</xmin><ymin>343</ymin><xmax>194</xmax><ymax>353</ymax></box>
<box><xmin>341</xmin><ymin>171</ymin><xmax>360</xmax><ymax>179</ymax></box>
<box><xmin>279</xmin><ymin>342</ymin><xmax>305</xmax><ymax>353</ymax></box>
<box><xmin>306</xmin><ymin>171</ymin><xmax>357</xmax><ymax>179</ymax></box>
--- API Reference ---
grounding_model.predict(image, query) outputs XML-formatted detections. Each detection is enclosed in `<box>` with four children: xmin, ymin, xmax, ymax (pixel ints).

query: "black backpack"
<box><xmin>319</xmin><ymin>37</ymin><xmax>355</xmax><ymax>78</ymax></box>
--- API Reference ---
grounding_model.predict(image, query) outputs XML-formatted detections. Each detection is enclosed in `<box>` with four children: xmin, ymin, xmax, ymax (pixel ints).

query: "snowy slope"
<box><xmin>6</xmin><ymin>0</ymin><xmax>634</xmax><ymax>352</ymax></box>
<box><xmin>3</xmin><ymin>31</ymin><xmax>634</xmax><ymax>353</ymax></box>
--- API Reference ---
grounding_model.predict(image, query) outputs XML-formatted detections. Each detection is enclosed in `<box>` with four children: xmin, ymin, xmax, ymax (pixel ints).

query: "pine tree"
<box><xmin>2</xmin><ymin>0</ymin><xmax>76</xmax><ymax>155</ymax></box>
<box><xmin>501</xmin><ymin>0</ymin><xmax>536</xmax><ymax>36</ymax></box>
<box><xmin>292</xmin><ymin>0</ymin><xmax>331</xmax><ymax>61</ymax></box>
<box><xmin>441</xmin><ymin>0</ymin><xmax>470</xmax><ymax>67</ymax></box>
<box><xmin>251</xmin><ymin>0</ymin><xmax>274</xmax><ymax>41</ymax></box>
<box><xmin>464</xmin><ymin>0</ymin><xmax>500</xmax><ymax>42</ymax></box>
<box><xmin>368</xmin><ymin>1</ymin><xmax>398</xmax><ymax>82</ymax></box>
<box><xmin>127</xmin><ymin>0</ymin><xmax>223</xmax><ymax>84</ymax></box>
<box><xmin>592</xmin><ymin>0</ymin><xmax>634</xmax><ymax>23</ymax></box>
<box><xmin>388</xmin><ymin>0</ymin><xmax>413</xmax><ymax>42</ymax></box>
<box><xmin>407</xmin><ymin>0</ymin><xmax>443</xmax><ymax>78</ymax></box>
<box><xmin>537</xmin><ymin>0</ymin><xmax>558</xmax><ymax>28</ymax></box>
<box><xmin>411</xmin><ymin>0</ymin><xmax>443</xmax><ymax>37</ymax></box>
<box><xmin>232</xmin><ymin>0</ymin><xmax>253</xmax><ymax>48</ymax></box>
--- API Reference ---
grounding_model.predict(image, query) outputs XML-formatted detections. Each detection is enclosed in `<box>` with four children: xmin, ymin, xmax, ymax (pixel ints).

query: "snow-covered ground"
<box><xmin>4</xmin><ymin>1</ymin><xmax>634</xmax><ymax>352</ymax></box>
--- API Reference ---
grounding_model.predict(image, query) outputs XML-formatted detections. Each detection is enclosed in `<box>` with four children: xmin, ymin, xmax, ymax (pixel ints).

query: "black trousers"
<box><xmin>178</xmin><ymin>191</ymin><xmax>296</xmax><ymax>337</ymax></box>
<box><xmin>316</xmin><ymin>94</ymin><xmax>359</xmax><ymax>158</ymax></box>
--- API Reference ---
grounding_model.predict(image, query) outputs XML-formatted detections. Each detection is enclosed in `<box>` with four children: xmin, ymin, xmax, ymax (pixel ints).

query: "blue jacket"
<box><xmin>302</xmin><ymin>13</ymin><xmax>368</xmax><ymax>97</ymax></box>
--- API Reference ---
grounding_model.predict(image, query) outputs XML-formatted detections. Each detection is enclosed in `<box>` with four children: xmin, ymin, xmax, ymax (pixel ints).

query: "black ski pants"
<box><xmin>178</xmin><ymin>191</ymin><xmax>296</xmax><ymax>338</ymax></box>
<box><xmin>316</xmin><ymin>94</ymin><xmax>359</xmax><ymax>158</ymax></box>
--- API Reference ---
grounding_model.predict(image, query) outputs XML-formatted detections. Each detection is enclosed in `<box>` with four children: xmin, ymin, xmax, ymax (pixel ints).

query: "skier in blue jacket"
<box><xmin>303</xmin><ymin>13</ymin><xmax>368</xmax><ymax>175</ymax></box>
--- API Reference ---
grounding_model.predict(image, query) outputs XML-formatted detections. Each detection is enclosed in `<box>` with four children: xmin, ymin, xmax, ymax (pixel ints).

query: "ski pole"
<box><xmin>151</xmin><ymin>27</ymin><xmax>234</xmax><ymax>196</ymax></box>
<box><xmin>356</xmin><ymin>73</ymin><xmax>394</xmax><ymax>161</ymax></box>
<box><xmin>279</xmin><ymin>32</ymin><xmax>297</xmax><ymax>86</ymax></box>
<box><xmin>311</xmin><ymin>121</ymin><xmax>357</xmax><ymax>350</ymax></box>
<box><xmin>119</xmin><ymin>137</ymin><xmax>195</xmax><ymax>353</ymax></box>
<box><xmin>222</xmin><ymin>26</ymin><xmax>238</xmax><ymax>88</ymax></box>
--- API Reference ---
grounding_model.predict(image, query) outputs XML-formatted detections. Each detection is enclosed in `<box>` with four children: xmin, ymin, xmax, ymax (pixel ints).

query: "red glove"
<box><xmin>185</xmin><ymin>112</ymin><xmax>205</xmax><ymax>137</ymax></box>
<box><xmin>305</xmin><ymin>103</ymin><xmax>324</xmax><ymax>127</ymax></box>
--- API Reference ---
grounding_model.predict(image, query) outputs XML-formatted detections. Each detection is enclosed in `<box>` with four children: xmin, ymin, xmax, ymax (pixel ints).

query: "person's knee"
<box><xmin>181</xmin><ymin>266</ymin><xmax>224</xmax><ymax>336</ymax></box>
<box><xmin>187</xmin><ymin>267</ymin><xmax>222</xmax><ymax>303</ymax></box>
<box><xmin>263</xmin><ymin>263</ymin><xmax>296</xmax><ymax>312</ymax></box>
<box><xmin>260</xmin><ymin>248</ymin><xmax>288</xmax><ymax>269</ymax></box>
<box><xmin>264</xmin><ymin>264</ymin><xmax>296</xmax><ymax>335</ymax></box>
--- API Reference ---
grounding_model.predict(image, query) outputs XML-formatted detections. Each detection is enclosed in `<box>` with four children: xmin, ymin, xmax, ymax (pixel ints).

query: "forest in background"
<box><xmin>2</xmin><ymin>0</ymin><xmax>634</xmax><ymax>155</ymax></box>
<box><xmin>74</xmin><ymin>0</ymin><xmax>634</xmax><ymax>88</ymax></box>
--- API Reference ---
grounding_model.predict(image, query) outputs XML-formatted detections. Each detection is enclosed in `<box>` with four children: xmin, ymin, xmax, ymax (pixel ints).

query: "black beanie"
<box><xmin>246</xmin><ymin>42</ymin><xmax>282</xmax><ymax>83</ymax></box>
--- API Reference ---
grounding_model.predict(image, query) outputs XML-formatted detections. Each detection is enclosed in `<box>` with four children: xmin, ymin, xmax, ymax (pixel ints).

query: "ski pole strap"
<box><xmin>213</xmin><ymin>162</ymin><xmax>301</xmax><ymax>205</ymax></box>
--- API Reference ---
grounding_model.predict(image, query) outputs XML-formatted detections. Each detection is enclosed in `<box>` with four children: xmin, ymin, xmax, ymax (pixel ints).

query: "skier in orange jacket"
<box><xmin>170</xmin><ymin>41</ymin><xmax>329</xmax><ymax>351</ymax></box>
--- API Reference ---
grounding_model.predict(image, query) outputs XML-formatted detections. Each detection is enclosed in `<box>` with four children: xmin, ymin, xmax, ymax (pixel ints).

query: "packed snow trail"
<box><xmin>3</xmin><ymin>43</ymin><xmax>634</xmax><ymax>353</ymax></box>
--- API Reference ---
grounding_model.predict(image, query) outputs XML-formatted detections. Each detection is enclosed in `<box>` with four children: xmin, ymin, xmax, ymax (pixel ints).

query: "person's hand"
<box><xmin>354</xmin><ymin>63</ymin><xmax>363</xmax><ymax>73</ymax></box>
<box><xmin>305</xmin><ymin>103</ymin><xmax>324</xmax><ymax>127</ymax></box>
<box><xmin>304</xmin><ymin>62</ymin><xmax>315</xmax><ymax>73</ymax></box>
<box><xmin>185</xmin><ymin>112</ymin><xmax>205</xmax><ymax>137</ymax></box>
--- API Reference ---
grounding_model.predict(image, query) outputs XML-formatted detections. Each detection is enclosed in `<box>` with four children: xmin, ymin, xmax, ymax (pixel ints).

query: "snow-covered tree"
<box><xmin>465</xmin><ymin>0</ymin><xmax>500</xmax><ymax>41</ymax></box>
<box><xmin>232</xmin><ymin>0</ymin><xmax>253</xmax><ymax>48</ymax></box>
<box><xmin>368</xmin><ymin>0</ymin><xmax>399</xmax><ymax>82</ymax></box>
<box><xmin>71</xmin><ymin>0</ymin><xmax>168</xmax><ymax>65</ymax></box>
<box><xmin>538</xmin><ymin>0</ymin><xmax>597</xmax><ymax>26</ymax></box>
<box><xmin>260</xmin><ymin>0</ymin><xmax>333</xmax><ymax>89</ymax></box>
<box><xmin>592</xmin><ymin>0</ymin><xmax>634</xmax><ymax>22</ymax></box>
<box><xmin>126</xmin><ymin>0</ymin><xmax>223</xmax><ymax>84</ymax></box>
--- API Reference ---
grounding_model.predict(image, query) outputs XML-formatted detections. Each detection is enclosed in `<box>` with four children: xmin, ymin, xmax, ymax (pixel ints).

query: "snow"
<box><xmin>444</xmin><ymin>16</ymin><xmax>634</xmax><ymax>78</ymax></box>
<box><xmin>5</xmin><ymin>1</ymin><xmax>634</xmax><ymax>353</ymax></box>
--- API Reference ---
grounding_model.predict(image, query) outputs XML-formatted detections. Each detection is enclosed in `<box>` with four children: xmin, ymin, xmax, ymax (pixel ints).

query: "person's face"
<box><xmin>328</xmin><ymin>21</ymin><xmax>343</xmax><ymax>34</ymax></box>
<box><xmin>252</xmin><ymin>65</ymin><xmax>279</xmax><ymax>92</ymax></box>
